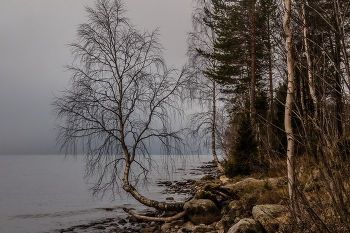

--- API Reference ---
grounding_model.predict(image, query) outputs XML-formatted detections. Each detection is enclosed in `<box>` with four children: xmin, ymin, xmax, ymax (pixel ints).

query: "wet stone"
<box><xmin>118</xmin><ymin>219</ymin><xmax>127</xmax><ymax>224</ymax></box>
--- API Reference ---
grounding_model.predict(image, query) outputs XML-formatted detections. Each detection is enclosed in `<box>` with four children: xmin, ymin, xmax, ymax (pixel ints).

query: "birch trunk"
<box><xmin>211</xmin><ymin>81</ymin><xmax>224</xmax><ymax>172</ymax></box>
<box><xmin>123</xmin><ymin>159</ymin><xmax>184</xmax><ymax>211</ymax></box>
<box><xmin>283</xmin><ymin>0</ymin><xmax>296</xmax><ymax>208</ymax></box>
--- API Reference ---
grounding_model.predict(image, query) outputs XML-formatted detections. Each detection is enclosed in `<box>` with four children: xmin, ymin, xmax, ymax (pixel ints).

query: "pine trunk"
<box><xmin>250</xmin><ymin>0</ymin><xmax>256</xmax><ymax>126</ymax></box>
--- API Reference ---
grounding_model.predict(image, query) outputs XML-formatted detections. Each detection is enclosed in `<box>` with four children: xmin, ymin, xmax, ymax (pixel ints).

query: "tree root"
<box><xmin>123</xmin><ymin>208</ymin><xmax>186</xmax><ymax>222</ymax></box>
<box><xmin>212</xmin><ymin>189</ymin><xmax>230</xmax><ymax>199</ymax></box>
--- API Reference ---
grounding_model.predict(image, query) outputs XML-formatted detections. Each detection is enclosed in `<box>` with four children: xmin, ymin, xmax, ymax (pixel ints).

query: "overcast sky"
<box><xmin>0</xmin><ymin>0</ymin><xmax>193</xmax><ymax>155</ymax></box>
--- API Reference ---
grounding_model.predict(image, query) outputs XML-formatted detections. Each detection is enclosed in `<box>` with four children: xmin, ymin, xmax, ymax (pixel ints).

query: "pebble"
<box><xmin>118</xmin><ymin>219</ymin><xmax>127</xmax><ymax>224</ymax></box>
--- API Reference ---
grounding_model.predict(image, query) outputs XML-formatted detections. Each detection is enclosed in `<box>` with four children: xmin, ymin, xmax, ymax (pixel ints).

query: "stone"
<box><xmin>118</xmin><ymin>219</ymin><xmax>128</xmax><ymax>224</ymax></box>
<box><xmin>128</xmin><ymin>216</ymin><xmax>140</xmax><ymax>223</ymax></box>
<box><xmin>228</xmin><ymin>200</ymin><xmax>244</xmax><ymax>217</ymax></box>
<box><xmin>184</xmin><ymin>199</ymin><xmax>222</xmax><ymax>225</ymax></box>
<box><xmin>220</xmin><ymin>175</ymin><xmax>230</xmax><ymax>184</ymax></box>
<box><xmin>186</xmin><ymin>179</ymin><xmax>196</xmax><ymax>184</ymax></box>
<box><xmin>133</xmin><ymin>226</ymin><xmax>142</xmax><ymax>232</ymax></box>
<box><xmin>140</xmin><ymin>227</ymin><xmax>157</xmax><ymax>233</ymax></box>
<box><xmin>227</xmin><ymin>218</ymin><xmax>263</xmax><ymax>233</ymax></box>
<box><xmin>161</xmin><ymin>220</ymin><xmax>185</xmax><ymax>232</ymax></box>
<box><xmin>221</xmin><ymin>178</ymin><xmax>260</xmax><ymax>191</ymax></box>
<box><xmin>177</xmin><ymin>229</ymin><xmax>191</xmax><ymax>233</ymax></box>
<box><xmin>215</xmin><ymin>214</ymin><xmax>236</xmax><ymax>233</ymax></box>
<box><xmin>192</xmin><ymin>224</ymin><xmax>215</xmax><ymax>233</ymax></box>
<box><xmin>150</xmin><ymin>221</ymin><xmax>156</xmax><ymax>226</ymax></box>
<box><xmin>109</xmin><ymin>227</ymin><xmax>123</xmax><ymax>232</ymax></box>
<box><xmin>252</xmin><ymin>204</ymin><xmax>289</xmax><ymax>233</ymax></box>
<box><xmin>177</xmin><ymin>221</ymin><xmax>195</xmax><ymax>232</ymax></box>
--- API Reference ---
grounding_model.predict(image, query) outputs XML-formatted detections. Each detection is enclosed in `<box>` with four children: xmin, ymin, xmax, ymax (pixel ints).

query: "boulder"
<box><xmin>252</xmin><ymin>204</ymin><xmax>289</xmax><ymax>233</ymax></box>
<box><xmin>220</xmin><ymin>178</ymin><xmax>261</xmax><ymax>191</ymax></box>
<box><xmin>227</xmin><ymin>200</ymin><xmax>247</xmax><ymax>217</ymax></box>
<box><xmin>184</xmin><ymin>199</ymin><xmax>222</xmax><ymax>225</ymax></box>
<box><xmin>227</xmin><ymin>218</ymin><xmax>263</xmax><ymax>233</ymax></box>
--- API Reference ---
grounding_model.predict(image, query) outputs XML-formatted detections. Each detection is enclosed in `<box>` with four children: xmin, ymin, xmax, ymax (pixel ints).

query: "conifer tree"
<box><xmin>225</xmin><ymin>112</ymin><xmax>258</xmax><ymax>176</ymax></box>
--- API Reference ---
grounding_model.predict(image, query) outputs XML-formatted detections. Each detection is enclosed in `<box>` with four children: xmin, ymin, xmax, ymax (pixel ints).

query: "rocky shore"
<box><xmin>57</xmin><ymin>162</ymin><xmax>291</xmax><ymax>233</ymax></box>
<box><xmin>56</xmin><ymin>161</ymin><xmax>221</xmax><ymax>233</ymax></box>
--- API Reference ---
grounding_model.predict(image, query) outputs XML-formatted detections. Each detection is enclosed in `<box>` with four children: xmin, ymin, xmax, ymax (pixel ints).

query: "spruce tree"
<box><xmin>225</xmin><ymin>112</ymin><xmax>258</xmax><ymax>176</ymax></box>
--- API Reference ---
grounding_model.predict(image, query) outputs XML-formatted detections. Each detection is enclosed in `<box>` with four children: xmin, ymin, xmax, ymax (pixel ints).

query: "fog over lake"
<box><xmin>0</xmin><ymin>0</ymin><xmax>193</xmax><ymax>155</ymax></box>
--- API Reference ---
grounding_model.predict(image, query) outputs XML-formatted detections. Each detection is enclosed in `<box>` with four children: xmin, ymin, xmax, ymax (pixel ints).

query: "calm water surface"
<box><xmin>0</xmin><ymin>154</ymin><xmax>212</xmax><ymax>233</ymax></box>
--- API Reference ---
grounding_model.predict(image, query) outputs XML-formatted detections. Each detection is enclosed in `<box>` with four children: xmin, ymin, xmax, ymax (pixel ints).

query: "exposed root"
<box><xmin>123</xmin><ymin>208</ymin><xmax>186</xmax><ymax>222</ymax></box>
<box><xmin>212</xmin><ymin>189</ymin><xmax>230</xmax><ymax>199</ymax></box>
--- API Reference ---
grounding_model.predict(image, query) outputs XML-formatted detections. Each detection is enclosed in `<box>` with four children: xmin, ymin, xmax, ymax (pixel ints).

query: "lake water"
<box><xmin>0</xmin><ymin>154</ymin><xmax>213</xmax><ymax>233</ymax></box>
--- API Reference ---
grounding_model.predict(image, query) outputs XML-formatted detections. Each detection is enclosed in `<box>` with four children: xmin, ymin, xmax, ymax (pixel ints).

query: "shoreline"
<box><xmin>56</xmin><ymin>161</ymin><xmax>221</xmax><ymax>233</ymax></box>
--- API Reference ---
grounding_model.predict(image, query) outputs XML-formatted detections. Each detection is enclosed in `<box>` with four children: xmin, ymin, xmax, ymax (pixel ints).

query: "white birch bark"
<box><xmin>283</xmin><ymin>0</ymin><xmax>296</xmax><ymax>208</ymax></box>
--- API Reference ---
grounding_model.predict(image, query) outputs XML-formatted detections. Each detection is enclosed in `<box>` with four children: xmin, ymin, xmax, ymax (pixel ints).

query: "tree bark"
<box><xmin>302</xmin><ymin>2</ymin><xmax>318</xmax><ymax>119</ymax></box>
<box><xmin>122</xmin><ymin>159</ymin><xmax>184</xmax><ymax>211</ymax></box>
<box><xmin>268</xmin><ymin>12</ymin><xmax>274</xmax><ymax>151</ymax></box>
<box><xmin>333</xmin><ymin>25</ymin><xmax>344</xmax><ymax>138</ymax></box>
<box><xmin>283</xmin><ymin>0</ymin><xmax>296</xmax><ymax>209</ymax></box>
<box><xmin>123</xmin><ymin>208</ymin><xmax>186</xmax><ymax>222</ymax></box>
<box><xmin>211</xmin><ymin>80</ymin><xmax>224</xmax><ymax>172</ymax></box>
<box><xmin>250</xmin><ymin>0</ymin><xmax>257</xmax><ymax>126</ymax></box>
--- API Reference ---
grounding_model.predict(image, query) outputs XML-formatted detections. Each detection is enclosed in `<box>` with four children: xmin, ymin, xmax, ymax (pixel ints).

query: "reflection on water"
<box><xmin>0</xmin><ymin>154</ymin><xmax>212</xmax><ymax>233</ymax></box>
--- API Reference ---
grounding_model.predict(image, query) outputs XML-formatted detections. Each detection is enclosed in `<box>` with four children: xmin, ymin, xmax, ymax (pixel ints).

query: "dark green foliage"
<box><xmin>200</xmin><ymin>0</ymin><xmax>248</xmax><ymax>91</ymax></box>
<box><xmin>256</xmin><ymin>89</ymin><xmax>269</xmax><ymax>118</ymax></box>
<box><xmin>225</xmin><ymin>112</ymin><xmax>258</xmax><ymax>177</ymax></box>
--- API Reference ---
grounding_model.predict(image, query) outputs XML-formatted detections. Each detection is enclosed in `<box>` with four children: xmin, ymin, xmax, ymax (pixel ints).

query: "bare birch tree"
<box><xmin>187</xmin><ymin>0</ymin><xmax>225</xmax><ymax>172</ymax></box>
<box><xmin>52</xmin><ymin>0</ymin><xmax>187</xmax><ymax>215</ymax></box>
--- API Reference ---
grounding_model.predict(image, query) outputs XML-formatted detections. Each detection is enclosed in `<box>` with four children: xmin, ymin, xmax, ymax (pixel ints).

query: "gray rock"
<box><xmin>184</xmin><ymin>199</ymin><xmax>222</xmax><ymax>225</ymax></box>
<box><xmin>227</xmin><ymin>200</ymin><xmax>244</xmax><ymax>218</ymax></box>
<box><xmin>118</xmin><ymin>219</ymin><xmax>128</xmax><ymax>224</ymax></box>
<box><xmin>227</xmin><ymin>218</ymin><xmax>263</xmax><ymax>233</ymax></box>
<box><xmin>133</xmin><ymin>226</ymin><xmax>142</xmax><ymax>231</ymax></box>
<box><xmin>252</xmin><ymin>204</ymin><xmax>288</xmax><ymax>233</ymax></box>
